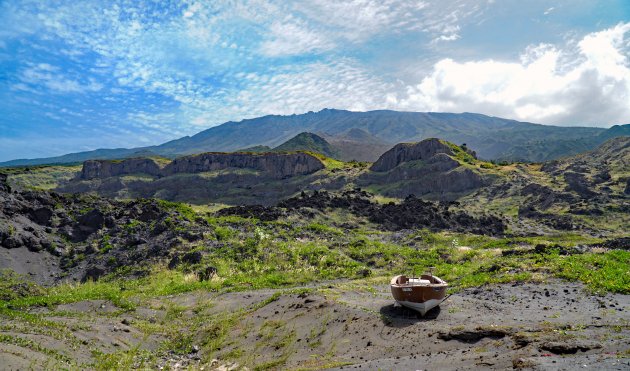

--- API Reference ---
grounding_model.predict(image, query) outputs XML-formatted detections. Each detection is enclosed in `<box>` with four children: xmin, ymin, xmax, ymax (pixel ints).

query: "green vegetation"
<box><xmin>2</xmin><ymin>165</ymin><xmax>81</xmax><ymax>190</ymax></box>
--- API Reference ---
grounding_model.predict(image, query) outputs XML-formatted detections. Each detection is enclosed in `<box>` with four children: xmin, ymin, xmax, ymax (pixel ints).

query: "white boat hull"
<box><xmin>395</xmin><ymin>298</ymin><xmax>444</xmax><ymax>316</ymax></box>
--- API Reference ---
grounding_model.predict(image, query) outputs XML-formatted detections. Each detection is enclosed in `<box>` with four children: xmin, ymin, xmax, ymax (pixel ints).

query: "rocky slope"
<box><xmin>0</xmin><ymin>173</ymin><xmax>208</xmax><ymax>285</ymax></box>
<box><xmin>80</xmin><ymin>151</ymin><xmax>325</xmax><ymax>180</ymax></box>
<box><xmin>458</xmin><ymin>136</ymin><xmax>630</xmax><ymax>234</ymax></box>
<box><xmin>6</xmin><ymin>137</ymin><xmax>629</xmax><ymax>236</ymax></box>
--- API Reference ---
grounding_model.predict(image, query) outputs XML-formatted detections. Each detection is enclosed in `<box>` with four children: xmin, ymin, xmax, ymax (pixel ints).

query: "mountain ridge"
<box><xmin>2</xmin><ymin>109</ymin><xmax>627</xmax><ymax>167</ymax></box>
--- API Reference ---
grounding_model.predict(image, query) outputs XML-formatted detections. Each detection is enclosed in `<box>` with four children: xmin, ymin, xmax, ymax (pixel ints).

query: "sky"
<box><xmin>1</xmin><ymin>0</ymin><xmax>629</xmax><ymax>161</ymax></box>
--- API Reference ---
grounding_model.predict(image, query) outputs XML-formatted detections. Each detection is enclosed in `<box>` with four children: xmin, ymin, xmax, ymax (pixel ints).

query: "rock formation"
<box><xmin>370</xmin><ymin>138</ymin><xmax>457</xmax><ymax>172</ymax></box>
<box><xmin>81</xmin><ymin>158</ymin><xmax>162</xmax><ymax>179</ymax></box>
<box><xmin>162</xmin><ymin>152</ymin><xmax>324</xmax><ymax>179</ymax></box>
<box><xmin>222</xmin><ymin>189</ymin><xmax>506</xmax><ymax>235</ymax></box>
<box><xmin>79</xmin><ymin>152</ymin><xmax>325</xmax><ymax>180</ymax></box>
<box><xmin>363</xmin><ymin>138</ymin><xmax>486</xmax><ymax>199</ymax></box>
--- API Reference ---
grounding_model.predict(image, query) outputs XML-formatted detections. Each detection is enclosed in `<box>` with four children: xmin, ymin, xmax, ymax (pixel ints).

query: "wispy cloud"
<box><xmin>18</xmin><ymin>63</ymin><xmax>103</xmax><ymax>93</ymax></box>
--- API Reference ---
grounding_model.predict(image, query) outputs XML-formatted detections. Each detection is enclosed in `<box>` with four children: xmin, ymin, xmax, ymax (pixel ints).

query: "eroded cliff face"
<box><xmin>363</xmin><ymin>138</ymin><xmax>486</xmax><ymax>199</ymax></box>
<box><xmin>80</xmin><ymin>152</ymin><xmax>325</xmax><ymax>180</ymax></box>
<box><xmin>370</xmin><ymin>138</ymin><xmax>456</xmax><ymax>172</ymax></box>
<box><xmin>162</xmin><ymin>152</ymin><xmax>324</xmax><ymax>178</ymax></box>
<box><xmin>81</xmin><ymin>158</ymin><xmax>162</xmax><ymax>180</ymax></box>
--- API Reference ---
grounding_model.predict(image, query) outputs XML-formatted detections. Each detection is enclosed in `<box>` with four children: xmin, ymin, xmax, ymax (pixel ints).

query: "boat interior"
<box><xmin>392</xmin><ymin>274</ymin><xmax>446</xmax><ymax>286</ymax></box>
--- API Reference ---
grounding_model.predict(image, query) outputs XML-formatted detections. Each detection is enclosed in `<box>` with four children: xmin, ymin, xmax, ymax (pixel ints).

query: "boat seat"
<box><xmin>408</xmin><ymin>279</ymin><xmax>431</xmax><ymax>285</ymax></box>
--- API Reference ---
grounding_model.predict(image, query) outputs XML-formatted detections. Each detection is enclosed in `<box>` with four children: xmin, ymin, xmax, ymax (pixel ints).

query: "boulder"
<box><xmin>30</xmin><ymin>207</ymin><xmax>53</xmax><ymax>226</ymax></box>
<box><xmin>540</xmin><ymin>341</ymin><xmax>602</xmax><ymax>354</ymax></box>
<box><xmin>82</xmin><ymin>266</ymin><xmax>106</xmax><ymax>282</ymax></box>
<box><xmin>182</xmin><ymin>251</ymin><xmax>203</xmax><ymax>264</ymax></box>
<box><xmin>78</xmin><ymin>209</ymin><xmax>105</xmax><ymax>230</ymax></box>
<box><xmin>564</xmin><ymin>171</ymin><xmax>595</xmax><ymax>197</ymax></box>
<box><xmin>0</xmin><ymin>173</ymin><xmax>10</xmax><ymax>193</ymax></box>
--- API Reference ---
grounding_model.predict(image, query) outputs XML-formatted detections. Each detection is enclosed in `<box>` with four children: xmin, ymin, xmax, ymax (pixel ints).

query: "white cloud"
<box><xmin>19</xmin><ymin>64</ymin><xmax>103</xmax><ymax>93</ymax></box>
<box><xmin>235</xmin><ymin>58</ymin><xmax>392</xmax><ymax>115</ymax></box>
<box><xmin>260</xmin><ymin>17</ymin><xmax>335</xmax><ymax>56</ymax></box>
<box><xmin>395</xmin><ymin>23</ymin><xmax>630</xmax><ymax>126</ymax></box>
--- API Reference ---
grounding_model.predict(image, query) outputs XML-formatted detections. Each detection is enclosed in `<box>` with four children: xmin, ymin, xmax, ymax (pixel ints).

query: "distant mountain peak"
<box><xmin>273</xmin><ymin>132</ymin><xmax>339</xmax><ymax>158</ymax></box>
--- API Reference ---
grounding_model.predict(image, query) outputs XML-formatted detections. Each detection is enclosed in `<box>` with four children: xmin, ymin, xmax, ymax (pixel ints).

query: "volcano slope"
<box><xmin>0</xmin><ymin>138</ymin><xmax>628</xmax><ymax>369</ymax></box>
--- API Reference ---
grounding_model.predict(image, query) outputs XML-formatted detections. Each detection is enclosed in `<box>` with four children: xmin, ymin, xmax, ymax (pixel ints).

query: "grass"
<box><xmin>2</xmin><ymin>165</ymin><xmax>81</xmax><ymax>190</ymax></box>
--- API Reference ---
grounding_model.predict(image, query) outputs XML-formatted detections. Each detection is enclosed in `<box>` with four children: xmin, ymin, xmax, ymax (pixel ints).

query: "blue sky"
<box><xmin>1</xmin><ymin>0</ymin><xmax>629</xmax><ymax>161</ymax></box>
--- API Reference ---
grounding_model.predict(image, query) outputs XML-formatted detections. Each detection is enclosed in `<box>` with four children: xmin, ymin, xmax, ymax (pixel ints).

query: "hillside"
<box><xmin>322</xmin><ymin>128</ymin><xmax>392</xmax><ymax>162</ymax></box>
<box><xmin>271</xmin><ymin>132</ymin><xmax>340</xmax><ymax>158</ymax></box>
<box><xmin>2</xmin><ymin>109</ymin><xmax>627</xmax><ymax>167</ymax></box>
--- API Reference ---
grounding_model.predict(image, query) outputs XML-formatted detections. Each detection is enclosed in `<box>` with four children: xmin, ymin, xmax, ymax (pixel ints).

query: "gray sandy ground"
<box><xmin>0</xmin><ymin>280</ymin><xmax>628</xmax><ymax>370</ymax></box>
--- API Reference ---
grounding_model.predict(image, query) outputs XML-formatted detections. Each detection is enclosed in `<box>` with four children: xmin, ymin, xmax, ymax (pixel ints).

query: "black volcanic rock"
<box><xmin>0</xmin><ymin>173</ymin><xmax>10</xmax><ymax>193</ymax></box>
<box><xmin>0</xmin><ymin>178</ymin><xmax>209</xmax><ymax>284</ymax></box>
<box><xmin>564</xmin><ymin>171</ymin><xmax>595</xmax><ymax>198</ymax></box>
<box><xmin>275</xmin><ymin>190</ymin><xmax>505</xmax><ymax>235</ymax></box>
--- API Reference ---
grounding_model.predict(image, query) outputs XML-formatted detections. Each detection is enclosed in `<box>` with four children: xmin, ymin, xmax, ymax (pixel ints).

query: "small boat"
<box><xmin>390</xmin><ymin>272</ymin><xmax>448</xmax><ymax>316</ymax></box>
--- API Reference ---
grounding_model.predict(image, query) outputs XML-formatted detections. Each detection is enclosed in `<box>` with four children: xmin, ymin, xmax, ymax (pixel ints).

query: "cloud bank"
<box><xmin>395</xmin><ymin>23</ymin><xmax>630</xmax><ymax>125</ymax></box>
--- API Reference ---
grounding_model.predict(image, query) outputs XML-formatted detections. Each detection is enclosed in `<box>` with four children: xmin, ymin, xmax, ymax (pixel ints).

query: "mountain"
<box><xmin>2</xmin><ymin>109</ymin><xmax>628</xmax><ymax>167</ymax></box>
<box><xmin>271</xmin><ymin>132</ymin><xmax>339</xmax><ymax>158</ymax></box>
<box><xmin>322</xmin><ymin>128</ymin><xmax>392</xmax><ymax>162</ymax></box>
<box><xmin>238</xmin><ymin>145</ymin><xmax>272</xmax><ymax>153</ymax></box>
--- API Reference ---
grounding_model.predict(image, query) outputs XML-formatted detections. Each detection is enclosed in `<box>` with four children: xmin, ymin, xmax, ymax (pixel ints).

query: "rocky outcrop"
<box><xmin>363</xmin><ymin>139</ymin><xmax>486</xmax><ymax>199</ymax></box>
<box><xmin>0</xmin><ymin>178</ymin><xmax>209</xmax><ymax>285</ymax></box>
<box><xmin>80</xmin><ymin>152</ymin><xmax>325</xmax><ymax>180</ymax></box>
<box><xmin>370</xmin><ymin>138</ymin><xmax>456</xmax><ymax>172</ymax></box>
<box><xmin>81</xmin><ymin>158</ymin><xmax>162</xmax><ymax>180</ymax></box>
<box><xmin>162</xmin><ymin>152</ymin><xmax>324</xmax><ymax>179</ymax></box>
